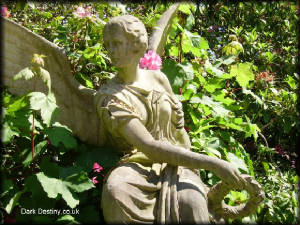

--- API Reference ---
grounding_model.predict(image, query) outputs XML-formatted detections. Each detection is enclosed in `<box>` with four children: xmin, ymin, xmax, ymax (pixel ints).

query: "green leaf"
<box><xmin>204</xmin><ymin>78</ymin><xmax>225</xmax><ymax>93</ymax></box>
<box><xmin>5</xmin><ymin>189</ymin><xmax>26</xmax><ymax>214</ymax></box>
<box><xmin>205</xmin><ymin>61</ymin><xmax>225</xmax><ymax>77</ymax></box>
<box><xmin>183</xmin><ymin>83</ymin><xmax>197</xmax><ymax>100</ymax></box>
<box><xmin>13</xmin><ymin>67</ymin><xmax>35</xmax><ymax>81</ymax></box>
<box><xmin>75</xmin><ymin>72</ymin><xmax>94</xmax><ymax>89</ymax></box>
<box><xmin>39</xmin><ymin>67</ymin><xmax>51</xmax><ymax>92</ymax></box>
<box><xmin>191</xmin><ymin>96</ymin><xmax>230</xmax><ymax>117</ymax></box>
<box><xmin>28</xmin><ymin>92</ymin><xmax>58</xmax><ymax>126</ymax></box>
<box><xmin>57</xmin><ymin>215</ymin><xmax>79</xmax><ymax>224</ymax></box>
<box><xmin>183</xmin><ymin>31</ymin><xmax>209</xmax><ymax>56</ymax></box>
<box><xmin>185</xmin><ymin>13</ymin><xmax>195</xmax><ymax>30</ymax></box>
<box><xmin>46</xmin><ymin>122</ymin><xmax>77</xmax><ymax>149</ymax></box>
<box><xmin>222</xmin><ymin>41</ymin><xmax>244</xmax><ymax>56</ymax></box>
<box><xmin>36</xmin><ymin>171</ymin><xmax>93</xmax><ymax>208</ymax></box>
<box><xmin>227</xmin><ymin>152</ymin><xmax>249</xmax><ymax>173</ymax></box>
<box><xmin>40</xmin><ymin>156</ymin><xmax>60</xmax><ymax>178</ymax></box>
<box><xmin>6</xmin><ymin>95</ymin><xmax>28</xmax><ymax>114</ymax></box>
<box><xmin>0</xmin><ymin>173</ymin><xmax>13</xmax><ymax>198</ymax></box>
<box><xmin>178</xmin><ymin>3</ymin><xmax>192</xmax><ymax>14</ymax></box>
<box><xmin>23</xmin><ymin>140</ymin><xmax>47</xmax><ymax>167</ymax></box>
<box><xmin>168</xmin><ymin>45</ymin><xmax>179</xmax><ymax>57</ymax></box>
<box><xmin>285</xmin><ymin>76</ymin><xmax>297</xmax><ymax>90</ymax></box>
<box><xmin>162</xmin><ymin>59</ymin><xmax>194</xmax><ymax>93</ymax></box>
<box><xmin>213</xmin><ymin>90</ymin><xmax>236</xmax><ymax>106</ymax></box>
<box><xmin>75</xmin><ymin>146</ymin><xmax>119</xmax><ymax>172</ymax></box>
<box><xmin>230</xmin><ymin>63</ymin><xmax>254</xmax><ymax>87</ymax></box>
<box><xmin>1</xmin><ymin>122</ymin><xmax>19</xmax><ymax>144</ymax></box>
<box><xmin>242</xmin><ymin>88</ymin><xmax>264</xmax><ymax>105</ymax></box>
<box><xmin>214</xmin><ymin>56</ymin><xmax>237</xmax><ymax>68</ymax></box>
<box><xmin>262</xmin><ymin>161</ymin><xmax>269</xmax><ymax>172</ymax></box>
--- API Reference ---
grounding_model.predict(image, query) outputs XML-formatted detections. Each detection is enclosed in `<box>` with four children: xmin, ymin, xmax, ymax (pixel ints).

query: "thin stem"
<box><xmin>32</xmin><ymin>75</ymin><xmax>37</xmax><ymax>160</ymax></box>
<box><xmin>32</xmin><ymin>111</ymin><xmax>35</xmax><ymax>160</ymax></box>
<box><xmin>179</xmin><ymin>33</ymin><xmax>183</xmax><ymax>63</ymax></box>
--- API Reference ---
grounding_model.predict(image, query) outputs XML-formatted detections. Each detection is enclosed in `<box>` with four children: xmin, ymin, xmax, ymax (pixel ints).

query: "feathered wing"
<box><xmin>2</xmin><ymin>17</ymin><xmax>101</xmax><ymax>146</ymax></box>
<box><xmin>148</xmin><ymin>3</ymin><xmax>180</xmax><ymax>55</ymax></box>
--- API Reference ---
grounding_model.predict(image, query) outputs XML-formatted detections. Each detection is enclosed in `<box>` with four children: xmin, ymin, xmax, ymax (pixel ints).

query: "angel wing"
<box><xmin>148</xmin><ymin>3</ymin><xmax>180</xmax><ymax>55</ymax></box>
<box><xmin>2</xmin><ymin>3</ymin><xmax>180</xmax><ymax>146</ymax></box>
<box><xmin>2</xmin><ymin>17</ymin><xmax>101</xmax><ymax>146</ymax></box>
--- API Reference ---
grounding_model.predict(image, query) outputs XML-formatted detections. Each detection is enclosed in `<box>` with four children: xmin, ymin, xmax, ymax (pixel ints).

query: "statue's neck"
<box><xmin>117</xmin><ymin>63</ymin><xmax>140</xmax><ymax>84</ymax></box>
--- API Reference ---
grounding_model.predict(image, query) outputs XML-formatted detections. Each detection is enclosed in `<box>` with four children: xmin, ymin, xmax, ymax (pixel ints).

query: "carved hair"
<box><xmin>103</xmin><ymin>15</ymin><xmax>148</xmax><ymax>55</ymax></box>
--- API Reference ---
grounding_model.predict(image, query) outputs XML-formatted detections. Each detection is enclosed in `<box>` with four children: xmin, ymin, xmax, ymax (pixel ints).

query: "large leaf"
<box><xmin>182</xmin><ymin>30</ymin><xmax>209</xmax><ymax>57</ymax></box>
<box><xmin>190</xmin><ymin>95</ymin><xmax>230</xmax><ymax>117</ymax></box>
<box><xmin>36</xmin><ymin>170</ymin><xmax>94</xmax><ymax>208</ymax></box>
<box><xmin>28</xmin><ymin>92</ymin><xmax>58</xmax><ymax>126</ymax></box>
<box><xmin>204</xmin><ymin>78</ymin><xmax>225</xmax><ymax>93</ymax></box>
<box><xmin>46</xmin><ymin>122</ymin><xmax>77</xmax><ymax>149</ymax></box>
<box><xmin>162</xmin><ymin>59</ymin><xmax>194</xmax><ymax>94</ymax></box>
<box><xmin>230</xmin><ymin>63</ymin><xmax>254</xmax><ymax>87</ymax></box>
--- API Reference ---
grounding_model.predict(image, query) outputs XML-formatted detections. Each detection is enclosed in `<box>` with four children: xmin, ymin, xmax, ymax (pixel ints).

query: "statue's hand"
<box><xmin>213</xmin><ymin>160</ymin><xmax>246</xmax><ymax>190</ymax></box>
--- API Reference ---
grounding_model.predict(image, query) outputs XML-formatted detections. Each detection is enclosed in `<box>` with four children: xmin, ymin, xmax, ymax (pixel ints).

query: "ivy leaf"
<box><xmin>46</xmin><ymin>122</ymin><xmax>77</xmax><ymax>149</ymax></box>
<box><xmin>13</xmin><ymin>67</ymin><xmax>35</xmax><ymax>81</ymax></box>
<box><xmin>28</xmin><ymin>92</ymin><xmax>58</xmax><ymax>126</ymax></box>
<box><xmin>230</xmin><ymin>63</ymin><xmax>254</xmax><ymax>87</ymax></box>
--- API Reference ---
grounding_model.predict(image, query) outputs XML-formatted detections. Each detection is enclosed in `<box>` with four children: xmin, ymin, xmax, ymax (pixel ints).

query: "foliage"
<box><xmin>1</xmin><ymin>1</ymin><xmax>299</xmax><ymax>224</ymax></box>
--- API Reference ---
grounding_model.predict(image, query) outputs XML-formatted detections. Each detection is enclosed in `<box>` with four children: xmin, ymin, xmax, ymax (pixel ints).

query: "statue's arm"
<box><xmin>119</xmin><ymin>117</ymin><xmax>245</xmax><ymax>189</ymax></box>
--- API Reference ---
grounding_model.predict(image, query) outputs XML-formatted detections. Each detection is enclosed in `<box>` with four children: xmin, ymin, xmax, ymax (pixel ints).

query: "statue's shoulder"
<box><xmin>143</xmin><ymin>69</ymin><xmax>169</xmax><ymax>83</ymax></box>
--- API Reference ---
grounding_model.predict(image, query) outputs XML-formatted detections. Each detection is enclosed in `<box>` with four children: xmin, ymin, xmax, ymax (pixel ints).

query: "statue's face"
<box><xmin>105</xmin><ymin>26</ymin><xmax>136</xmax><ymax>68</ymax></box>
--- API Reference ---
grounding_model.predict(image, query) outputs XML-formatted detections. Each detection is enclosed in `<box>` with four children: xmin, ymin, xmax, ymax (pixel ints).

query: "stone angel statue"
<box><xmin>3</xmin><ymin>3</ymin><xmax>264</xmax><ymax>224</ymax></box>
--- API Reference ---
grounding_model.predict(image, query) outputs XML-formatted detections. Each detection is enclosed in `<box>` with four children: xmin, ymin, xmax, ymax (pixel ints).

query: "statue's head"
<box><xmin>103</xmin><ymin>15</ymin><xmax>148</xmax><ymax>68</ymax></box>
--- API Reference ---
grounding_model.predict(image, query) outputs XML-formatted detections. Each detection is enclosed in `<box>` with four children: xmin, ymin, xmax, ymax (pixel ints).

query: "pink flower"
<box><xmin>1</xmin><ymin>6</ymin><xmax>10</xmax><ymax>18</ymax></box>
<box><xmin>74</xmin><ymin>6</ymin><xmax>92</xmax><ymax>18</ymax></box>
<box><xmin>92</xmin><ymin>176</ymin><xmax>98</xmax><ymax>184</ymax></box>
<box><xmin>93</xmin><ymin>162</ymin><xmax>103</xmax><ymax>173</ymax></box>
<box><xmin>139</xmin><ymin>50</ymin><xmax>162</xmax><ymax>70</ymax></box>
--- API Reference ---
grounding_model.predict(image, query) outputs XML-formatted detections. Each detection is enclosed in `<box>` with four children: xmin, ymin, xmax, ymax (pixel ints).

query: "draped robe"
<box><xmin>95</xmin><ymin>77</ymin><xmax>208</xmax><ymax>223</ymax></box>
